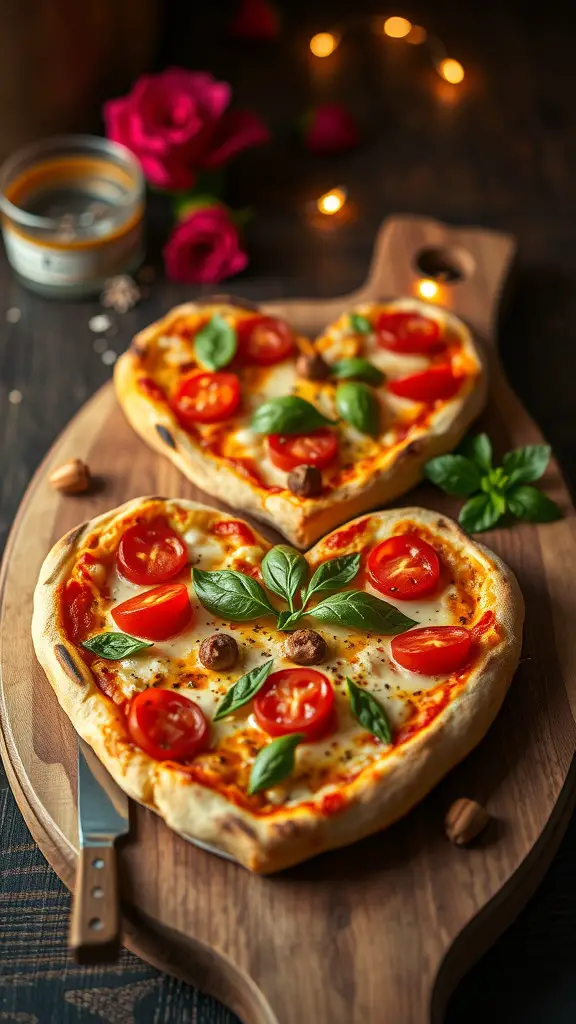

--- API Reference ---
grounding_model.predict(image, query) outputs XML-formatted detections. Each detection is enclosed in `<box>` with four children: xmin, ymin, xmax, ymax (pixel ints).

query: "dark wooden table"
<box><xmin>1</xmin><ymin>0</ymin><xmax>576</xmax><ymax>1020</ymax></box>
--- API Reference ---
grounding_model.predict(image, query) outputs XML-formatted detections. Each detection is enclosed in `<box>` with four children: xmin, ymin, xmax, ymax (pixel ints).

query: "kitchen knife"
<box><xmin>69</xmin><ymin>739</ymin><xmax>130</xmax><ymax>964</ymax></box>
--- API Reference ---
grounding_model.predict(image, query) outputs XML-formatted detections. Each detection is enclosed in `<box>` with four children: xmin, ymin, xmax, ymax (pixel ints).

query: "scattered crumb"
<box><xmin>6</xmin><ymin>307</ymin><xmax>21</xmax><ymax>323</ymax></box>
<box><xmin>89</xmin><ymin>314</ymin><xmax>112</xmax><ymax>333</ymax></box>
<box><xmin>101</xmin><ymin>349</ymin><xmax>117</xmax><ymax>366</ymax></box>
<box><xmin>8</xmin><ymin>389</ymin><xmax>22</xmax><ymax>404</ymax></box>
<box><xmin>101</xmin><ymin>275</ymin><xmax>140</xmax><ymax>313</ymax></box>
<box><xmin>93</xmin><ymin>338</ymin><xmax>107</xmax><ymax>354</ymax></box>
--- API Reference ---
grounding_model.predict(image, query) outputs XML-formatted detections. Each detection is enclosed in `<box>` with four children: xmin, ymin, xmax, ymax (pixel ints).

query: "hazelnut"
<box><xmin>445</xmin><ymin>798</ymin><xmax>491</xmax><ymax>846</ymax></box>
<box><xmin>284</xmin><ymin>629</ymin><xmax>327</xmax><ymax>665</ymax></box>
<box><xmin>295</xmin><ymin>352</ymin><xmax>330</xmax><ymax>381</ymax></box>
<box><xmin>199</xmin><ymin>633</ymin><xmax>238</xmax><ymax>671</ymax></box>
<box><xmin>287</xmin><ymin>465</ymin><xmax>322</xmax><ymax>498</ymax></box>
<box><xmin>48</xmin><ymin>458</ymin><xmax>90</xmax><ymax>494</ymax></box>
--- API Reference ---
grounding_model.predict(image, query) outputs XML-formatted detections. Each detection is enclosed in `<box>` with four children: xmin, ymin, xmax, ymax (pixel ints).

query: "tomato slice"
<box><xmin>211</xmin><ymin>519</ymin><xmax>255</xmax><ymax>546</ymax></box>
<box><xmin>172</xmin><ymin>371</ymin><xmax>241</xmax><ymax>426</ymax></box>
<box><xmin>112</xmin><ymin>583</ymin><xmax>192</xmax><ymax>641</ymax></box>
<box><xmin>128</xmin><ymin>688</ymin><xmax>209</xmax><ymax>761</ymax></box>
<box><xmin>117</xmin><ymin>517</ymin><xmax>188</xmax><ymax>586</ymax></box>
<box><xmin>63</xmin><ymin>579</ymin><xmax>93</xmax><ymax>643</ymax></box>
<box><xmin>368</xmin><ymin>534</ymin><xmax>440</xmax><ymax>600</ymax></box>
<box><xmin>387</xmin><ymin>364</ymin><xmax>462</xmax><ymax>402</ymax></box>
<box><xmin>376</xmin><ymin>311</ymin><xmax>443</xmax><ymax>354</ymax></box>
<box><xmin>237</xmin><ymin>316</ymin><xmax>295</xmax><ymax>365</ymax></box>
<box><xmin>267</xmin><ymin>428</ymin><xmax>338</xmax><ymax>471</ymax></box>
<box><xmin>254</xmin><ymin>668</ymin><xmax>335</xmax><ymax>741</ymax></box>
<box><xmin>391</xmin><ymin>626</ymin><xmax>471</xmax><ymax>675</ymax></box>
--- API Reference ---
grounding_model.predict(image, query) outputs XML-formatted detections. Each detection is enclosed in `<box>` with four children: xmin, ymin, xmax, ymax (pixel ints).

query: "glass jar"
<box><xmin>0</xmin><ymin>134</ymin><xmax>145</xmax><ymax>298</ymax></box>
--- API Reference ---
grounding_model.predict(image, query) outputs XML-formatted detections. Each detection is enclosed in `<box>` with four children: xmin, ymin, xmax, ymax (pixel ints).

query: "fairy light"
<box><xmin>310</xmin><ymin>32</ymin><xmax>339</xmax><ymax>57</ymax></box>
<box><xmin>417</xmin><ymin>278</ymin><xmax>440</xmax><ymax>301</ymax></box>
<box><xmin>317</xmin><ymin>187</ymin><xmax>347</xmax><ymax>215</ymax></box>
<box><xmin>438</xmin><ymin>58</ymin><xmax>465</xmax><ymax>84</ymax></box>
<box><xmin>383</xmin><ymin>16</ymin><xmax>411</xmax><ymax>38</ymax></box>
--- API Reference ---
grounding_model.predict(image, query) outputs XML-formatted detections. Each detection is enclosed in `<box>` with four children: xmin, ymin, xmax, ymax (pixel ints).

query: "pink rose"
<box><xmin>304</xmin><ymin>103</ymin><xmax>359</xmax><ymax>155</ymax></box>
<box><xmin>104</xmin><ymin>68</ymin><xmax>269</xmax><ymax>191</ymax></box>
<box><xmin>163</xmin><ymin>206</ymin><xmax>248</xmax><ymax>284</ymax></box>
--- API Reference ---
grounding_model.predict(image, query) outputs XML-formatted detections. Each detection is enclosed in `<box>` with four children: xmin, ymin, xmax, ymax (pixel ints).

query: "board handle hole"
<box><xmin>414</xmin><ymin>246</ymin><xmax>475</xmax><ymax>283</ymax></box>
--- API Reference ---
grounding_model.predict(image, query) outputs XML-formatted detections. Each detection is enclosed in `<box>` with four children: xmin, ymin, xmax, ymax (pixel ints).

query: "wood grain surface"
<box><xmin>1</xmin><ymin>216</ymin><xmax>576</xmax><ymax>1024</ymax></box>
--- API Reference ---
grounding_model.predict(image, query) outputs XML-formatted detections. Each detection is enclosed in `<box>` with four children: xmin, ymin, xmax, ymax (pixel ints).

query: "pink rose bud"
<box><xmin>103</xmin><ymin>67</ymin><xmax>269</xmax><ymax>191</ymax></box>
<box><xmin>229</xmin><ymin>0</ymin><xmax>280</xmax><ymax>40</ymax></box>
<box><xmin>163</xmin><ymin>206</ymin><xmax>248</xmax><ymax>285</ymax></box>
<box><xmin>304</xmin><ymin>103</ymin><xmax>360</xmax><ymax>155</ymax></box>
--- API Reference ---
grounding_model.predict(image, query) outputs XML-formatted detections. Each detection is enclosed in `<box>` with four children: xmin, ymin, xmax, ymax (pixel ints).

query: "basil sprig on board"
<box><xmin>261</xmin><ymin>546</ymin><xmax>308</xmax><ymax>613</ymax></box>
<box><xmin>331</xmin><ymin>357</ymin><xmax>384</xmax><ymax>386</ymax></box>
<box><xmin>194</xmin><ymin>314</ymin><xmax>237</xmax><ymax>371</ymax></box>
<box><xmin>82</xmin><ymin>632</ymin><xmax>153</xmax><ymax>659</ymax></box>
<box><xmin>248</xmin><ymin>733</ymin><xmax>305</xmax><ymax>795</ymax></box>
<box><xmin>348</xmin><ymin>313</ymin><xmax>373</xmax><ymax>335</ymax></box>
<box><xmin>213</xmin><ymin>659</ymin><xmax>274</xmax><ymax>721</ymax></box>
<box><xmin>347</xmin><ymin>677</ymin><xmax>392</xmax><ymax>744</ymax></box>
<box><xmin>192</xmin><ymin>568</ymin><xmax>276</xmax><ymax>620</ymax></box>
<box><xmin>251</xmin><ymin>396</ymin><xmax>336</xmax><ymax>435</ymax></box>
<box><xmin>425</xmin><ymin>433</ymin><xmax>561</xmax><ymax>532</ymax></box>
<box><xmin>335</xmin><ymin>382</ymin><xmax>380</xmax><ymax>438</ymax></box>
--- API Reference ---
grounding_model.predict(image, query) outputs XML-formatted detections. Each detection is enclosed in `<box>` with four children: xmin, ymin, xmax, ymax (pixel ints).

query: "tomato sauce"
<box><xmin>324</xmin><ymin>519</ymin><xmax>369</xmax><ymax>550</ymax></box>
<box><xmin>211</xmin><ymin>519</ymin><xmax>255</xmax><ymax>546</ymax></box>
<box><xmin>138</xmin><ymin>377</ymin><xmax>166</xmax><ymax>403</ymax></box>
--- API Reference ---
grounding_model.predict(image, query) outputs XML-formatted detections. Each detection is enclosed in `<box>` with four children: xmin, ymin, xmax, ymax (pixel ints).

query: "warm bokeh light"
<box><xmin>317</xmin><ymin>187</ymin><xmax>347</xmax><ymax>215</ymax></box>
<box><xmin>383</xmin><ymin>16</ymin><xmax>412</xmax><ymax>39</ymax></box>
<box><xmin>438</xmin><ymin>58</ymin><xmax>465</xmax><ymax>84</ymax></box>
<box><xmin>417</xmin><ymin>278</ymin><xmax>440</xmax><ymax>301</ymax></box>
<box><xmin>310</xmin><ymin>32</ymin><xmax>339</xmax><ymax>57</ymax></box>
<box><xmin>406</xmin><ymin>25</ymin><xmax>427</xmax><ymax>45</ymax></box>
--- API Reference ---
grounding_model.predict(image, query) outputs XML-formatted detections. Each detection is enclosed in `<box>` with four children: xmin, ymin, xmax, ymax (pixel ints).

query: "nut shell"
<box><xmin>287</xmin><ymin>465</ymin><xmax>322</xmax><ymax>498</ymax></box>
<box><xmin>48</xmin><ymin>458</ymin><xmax>90</xmax><ymax>494</ymax></box>
<box><xmin>199</xmin><ymin>633</ymin><xmax>239</xmax><ymax>671</ymax></box>
<box><xmin>284</xmin><ymin>629</ymin><xmax>327</xmax><ymax>665</ymax></box>
<box><xmin>445</xmin><ymin>798</ymin><xmax>491</xmax><ymax>846</ymax></box>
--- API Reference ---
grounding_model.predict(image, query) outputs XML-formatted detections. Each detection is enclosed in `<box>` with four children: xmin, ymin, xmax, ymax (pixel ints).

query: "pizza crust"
<box><xmin>114</xmin><ymin>300</ymin><xmax>488</xmax><ymax>548</ymax></box>
<box><xmin>32</xmin><ymin>499</ymin><xmax>523</xmax><ymax>873</ymax></box>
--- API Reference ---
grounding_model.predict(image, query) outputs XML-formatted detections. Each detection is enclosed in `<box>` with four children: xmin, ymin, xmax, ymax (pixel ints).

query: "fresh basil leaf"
<box><xmin>302</xmin><ymin>553</ymin><xmax>361</xmax><ymax>608</ymax></box>
<box><xmin>348</xmin><ymin>313</ymin><xmax>373</xmax><ymax>335</ymax></box>
<box><xmin>262</xmin><ymin>545</ymin><xmax>308</xmax><ymax>611</ymax></box>
<box><xmin>82</xmin><ymin>632</ymin><xmax>153</xmax><ymax>660</ymax></box>
<box><xmin>192</xmin><ymin>568</ymin><xmax>276</xmax><ymax>621</ymax></box>
<box><xmin>502</xmin><ymin>445</ymin><xmax>551</xmax><ymax>487</ymax></box>
<box><xmin>330</xmin><ymin>357</ymin><xmax>384</xmax><ymax>386</ymax></box>
<box><xmin>346</xmin><ymin>677</ymin><xmax>392</xmax><ymax>744</ymax></box>
<box><xmin>424</xmin><ymin>454</ymin><xmax>482</xmax><ymax>496</ymax></box>
<box><xmin>309</xmin><ymin>591</ymin><xmax>416</xmax><ymax>634</ymax></box>
<box><xmin>335</xmin><ymin>382</ymin><xmax>380</xmax><ymax>438</ymax></box>
<box><xmin>251</xmin><ymin>396</ymin><xmax>336</xmax><ymax>435</ymax></box>
<box><xmin>507</xmin><ymin>485</ymin><xmax>561</xmax><ymax>523</ymax></box>
<box><xmin>460</xmin><ymin>433</ymin><xmax>493</xmax><ymax>472</ymax></box>
<box><xmin>194</xmin><ymin>313</ymin><xmax>237</xmax><ymax>371</ymax></box>
<box><xmin>213</xmin><ymin>659</ymin><xmax>274</xmax><ymax>721</ymax></box>
<box><xmin>458</xmin><ymin>492</ymin><xmax>503</xmax><ymax>533</ymax></box>
<box><xmin>248</xmin><ymin>733</ymin><xmax>305</xmax><ymax>795</ymax></box>
<box><xmin>276</xmin><ymin>609</ymin><xmax>304</xmax><ymax>631</ymax></box>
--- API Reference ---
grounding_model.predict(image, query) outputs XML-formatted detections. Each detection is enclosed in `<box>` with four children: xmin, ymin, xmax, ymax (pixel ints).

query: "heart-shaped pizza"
<box><xmin>33</xmin><ymin>498</ymin><xmax>523</xmax><ymax>873</ymax></box>
<box><xmin>114</xmin><ymin>297</ymin><xmax>486</xmax><ymax>548</ymax></box>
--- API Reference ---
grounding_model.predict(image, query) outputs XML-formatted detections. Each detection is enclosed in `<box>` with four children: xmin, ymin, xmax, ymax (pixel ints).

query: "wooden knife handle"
<box><xmin>69</xmin><ymin>844</ymin><xmax>121</xmax><ymax>964</ymax></box>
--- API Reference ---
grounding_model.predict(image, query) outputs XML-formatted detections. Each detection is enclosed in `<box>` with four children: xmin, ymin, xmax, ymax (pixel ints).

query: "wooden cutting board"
<box><xmin>2</xmin><ymin>215</ymin><xmax>576</xmax><ymax>1024</ymax></box>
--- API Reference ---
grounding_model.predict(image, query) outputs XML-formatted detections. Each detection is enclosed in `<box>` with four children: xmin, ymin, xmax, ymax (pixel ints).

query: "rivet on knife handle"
<box><xmin>69</xmin><ymin>844</ymin><xmax>121</xmax><ymax>964</ymax></box>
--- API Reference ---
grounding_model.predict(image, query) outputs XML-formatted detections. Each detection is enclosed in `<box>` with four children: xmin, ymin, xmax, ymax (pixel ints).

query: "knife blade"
<box><xmin>69</xmin><ymin>739</ymin><xmax>130</xmax><ymax>964</ymax></box>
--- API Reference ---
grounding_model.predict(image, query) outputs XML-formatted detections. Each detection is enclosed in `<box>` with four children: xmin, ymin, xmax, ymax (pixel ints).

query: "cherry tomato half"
<box><xmin>267</xmin><ymin>428</ymin><xmax>338</xmax><ymax>472</ymax></box>
<box><xmin>254</xmin><ymin>668</ymin><xmax>335</xmax><ymax>741</ymax></box>
<box><xmin>117</xmin><ymin>517</ymin><xmax>188</xmax><ymax>586</ymax></box>
<box><xmin>391</xmin><ymin>626</ymin><xmax>471</xmax><ymax>675</ymax></box>
<box><xmin>387</xmin><ymin>364</ymin><xmax>462</xmax><ymax>402</ymax></box>
<box><xmin>128</xmin><ymin>688</ymin><xmax>209</xmax><ymax>761</ymax></box>
<box><xmin>172</xmin><ymin>371</ymin><xmax>241</xmax><ymax>426</ymax></box>
<box><xmin>368</xmin><ymin>534</ymin><xmax>440</xmax><ymax>600</ymax></box>
<box><xmin>112</xmin><ymin>583</ymin><xmax>192</xmax><ymax>641</ymax></box>
<box><xmin>237</xmin><ymin>316</ymin><xmax>295</xmax><ymax>365</ymax></box>
<box><xmin>376</xmin><ymin>311</ymin><xmax>443</xmax><ymax>354</ymax></box>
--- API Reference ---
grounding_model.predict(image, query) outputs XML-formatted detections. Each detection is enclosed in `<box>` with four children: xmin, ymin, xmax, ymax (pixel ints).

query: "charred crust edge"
<box><xmin>220</xmin><ymin>816</ymin><xmax>258</xmax><ymax>841</ymax></box>
<box><xmin>155</xmin><ymin>424</ymin><xmax>176</xmax><ymax>449</ymax></box>
<box><xmin>63</xmin><ymin>522</ymin><xmax>88</xmax><ymax>547</ymax></box>
<box><xmin>131</xmin><ymin>338</ymin><xmax>148</xmax><ymax>357</ymax></box>
<box><xmin>54</xmin><ymin>644</ymin><xmax>85</xmax><ymax>685</ymax></box>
